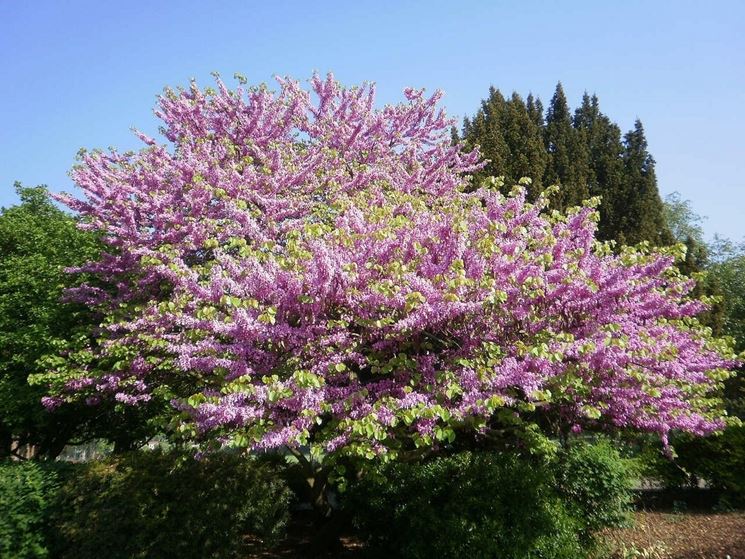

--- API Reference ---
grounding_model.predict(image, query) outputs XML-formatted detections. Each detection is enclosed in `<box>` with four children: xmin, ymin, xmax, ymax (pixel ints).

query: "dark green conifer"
<box><xmin>461</xmin><ymin>89</ymin><xmax>546</xmax><ymax>196</ymax></box>
<box><xmin>543</xmin><ymin>83</ymin><xmax>590</xmax><ymax>210</ymax></box>
<box><xmin>461</xmin><ymin>84</ymin><xmax>674</xmax><ymax>249</ymax></box>
<box><xmin>526</xmin><ymin>93</ymin><xmax>544</xmax><ymax>129</ymax></box>
<box><xmin>461</xmin><ymin>87</ymin><xmax>510</xmax><ymax>188</ymax></box>
<box><xmin>620</xmin><ymin>120</ymin><xmax>673</xmax><ymax>245</ymax></box>
<box><xmin>573</xmin><ymin>93</ymin><xmax>626</xmax><ymax>241</ymax></box>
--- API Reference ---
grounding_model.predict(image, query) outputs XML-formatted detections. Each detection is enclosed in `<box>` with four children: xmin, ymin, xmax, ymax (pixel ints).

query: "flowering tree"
<box><xmin>42</xmin><ymin>74</ymin><xmax>736</xmax><ymax>466</ymax></box>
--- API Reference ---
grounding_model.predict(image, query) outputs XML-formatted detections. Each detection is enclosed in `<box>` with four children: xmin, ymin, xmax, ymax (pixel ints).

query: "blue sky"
<box><xmin>1</xmin><ymin>1</ymin><xmax>743</xmax><ymax>240</ymax></box>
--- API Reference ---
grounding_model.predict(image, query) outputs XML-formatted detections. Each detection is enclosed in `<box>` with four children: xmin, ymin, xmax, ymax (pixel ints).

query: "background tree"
<box><xmin>460</xmin><ymin>87</ymin><xmax>511</xmax><ymax>187</ymax></box>
<box><xmin>573</xmin><ymin>93</ymin><xmax>626</xmax><ymax>242</ymax></box>
<box><xmin>0</xmin><ymin>185</ymin><xmax>99</xmax><ymax>458</ymax></box>
<box><xmin>619</xmin><ymin>120</ymin><xmax>673</xmax><ymax>246</ymax></box>
<box><xmin>460</xmin><ymin>89</ymin><xmax>546</xmax><ymax>197</ymax></box>
<box><xmin>460</xmin><ymin>84</ymin><xmax>673</xmax><ymax>246</ymax></box>
<box><xmin>663</xmin><ymin>192</ymin><xmax>723</xmax><ymax>329</ymax></box>
<box><xmin>543</xmin><ymin>83</ymin><xmax>591</xmax><ymax>209</ymax></box>
<box><xmin>643</xmin><ymin>195</ymin><xmax>745</xmax><ymax>500</ymax></box>
<box><xmin>0</xmin><ymin>185</ymin><xmax>160</xmax><ymax>459</ymax></box>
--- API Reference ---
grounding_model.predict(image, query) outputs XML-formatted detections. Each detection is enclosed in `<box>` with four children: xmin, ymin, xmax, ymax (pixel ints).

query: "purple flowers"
<box><xmin>49</xmin><ymin>73</ymin><xmax>738</xmax><ymax>459</ymax></box>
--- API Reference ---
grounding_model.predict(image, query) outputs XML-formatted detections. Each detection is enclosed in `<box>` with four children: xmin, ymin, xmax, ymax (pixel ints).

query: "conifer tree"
<box><xmin>461</xmin><ymin>87</ymin><xmax>510</xmax><ymax>187</ymax></box>
<box><xmin>504</xmin><ymin>93</ymin><xmax>548</xmax><ymax>197</ymax></box>
<box><xmin>543</xmin><ymin>83</ymin><xmax>590</xmax><ymax>209</ymax></box>
<box><xmin>462</xmin><ymin>84</ymin><xmax>674</xmax><ymax>248</ymax></box>
<box><xmin>573</xmin><ymin>93</ymin><xmax>626</xmax><ymax>241</ymax></box>
<box><xmin>461</xmin><ymin>89</ymin><xmax>546</xmax><ymax>196</ymax></box>
<box><xmin>620</xmin><ymin>120</ymin><xmax>673</xmax><ymax>245</ymax></box>
<box><xmin>526</xmin><ymin>93</ymin><xmax>544</xmax><ymax>129</ymax></box>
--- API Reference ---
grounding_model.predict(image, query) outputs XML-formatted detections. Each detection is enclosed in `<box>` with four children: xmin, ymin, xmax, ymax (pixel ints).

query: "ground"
<box><xmin>603</xmin><ymin>511</ymin><xmax>745</xmax><ymax>559</ymax></box>
<box><xmin>248</xmin><ymin>511</ymin><xmax>745</xmax><ymax>558</ymax></box>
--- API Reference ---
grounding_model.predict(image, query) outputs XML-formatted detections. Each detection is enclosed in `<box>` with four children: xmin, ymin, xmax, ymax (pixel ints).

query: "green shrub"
<box><xmin>555</xmin><ymin>439</ymin><xmax>635</xmax><ymax>538</ymax></box>
<box><xmin>656</xmin><ymin>426</ymin><xmax>745</xmax><ymax>504</ymax></box>
<box><xmin>51</xmin><ymin>449</ymin><xmax>291</xmax><ymax>559</ymax></box>
<box><xmin>344</xmin><ymin>451</ymin><xmax>584</xmax><ymax>559</ymax></box>
<box><xmin>0</xmin><ymin>460</ymin><xmax>70</xmax><ymax>559</ymax></box>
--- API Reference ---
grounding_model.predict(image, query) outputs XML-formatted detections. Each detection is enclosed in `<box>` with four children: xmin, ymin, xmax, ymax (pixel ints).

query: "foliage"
<box><xmin>461</xmin><ymin>88</ymin><xmax>547</xmax><ymax>198</ymax></box>
<box><xmin>573</xmin><ymin>93</ymin><xmax>626</xmax><ymax>244</ymax></box>
<box><xmin>663</xmin><ymin>192</ymin><xmax>706</xmax><ymax>248</ymax></box>
<box><xmin>645</xmin><ymin>198</ymin><xmax>744</xmax><ymax>503</ymax></box>
<box><xmin>41</xmin><ymin>73</ymin><xmax>736</xmax><ymax>463</ymax></box>
<box><xmin>459</xmin><ymin>85</ymin><xmax>672</xmax><ymax>245</ymax></box>
<box><xmin>555</xmin><ymin>438</ymin><xmax>635</xmax><ymax>537</ymax></box>
<box><xmin>0</xmin><ymin>460</ymin><xmax>69</xmax><ymax>559</ymax></box>
<box><xmin>544</xmin><ymin>83</ymin><xmax>591</xmax><ymax>210</ymax></box>
<box><xmin>51</xmin><ymin>449</ymin><xmax>291</xmax><ymax>559</ymax></box>
<box><xmin>0</xmin><ymin>184</ymin><xmax>166</xmax><ymax>457</ymax></box>
<box><xmin>619</xmin><ymin>120</ymin><xmax>672</xmax><ymax>246</ymax></box>
<box><xmin>677</xmin><ymin>426</ymin><xmax>745</xmax><ymax>501</ymax></box>
<box><xmin>643</xmin><ymin>427</ymin><xmax>745</xmax><ymax>505</ymax></box>
<box><xmin>0</xmin><ymin>185</ymin><xmax>102</xmax><ymax>458</ymax></box>
<box><xmin>708</xmin><ymin>241</ymin><xmax>745</xmax><ymax>358</ymax></box>
<box><xmin>344</xmin><ymin>451</ymin><xmax>584</xmax><ymax>559</ymax></box>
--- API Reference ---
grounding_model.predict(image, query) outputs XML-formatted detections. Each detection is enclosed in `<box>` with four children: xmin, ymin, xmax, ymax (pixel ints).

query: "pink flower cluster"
<box><xmin>52</xmin><ymin>73</ymin><xmax>737</xmax><ymax>457</ymax></box>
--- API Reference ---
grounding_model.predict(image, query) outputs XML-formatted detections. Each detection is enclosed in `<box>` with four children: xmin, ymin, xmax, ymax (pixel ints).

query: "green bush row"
<box><xmin>344</xmin><ymin>439</ymin><xmax>634</xmax><ymax>559</ymax></box>
<box><xmin>1</xmin><ymin>440</ymin><xmax>636</xmax><ymax>559</ymax></box>
<box><xmin>639</xmin><ymin>425</ymin><xmax>745</xmax><ymax>506</ymax></box>
<box><xmin>0</xmin><ymin>450</ymin><xmax>291</xmax><ymax>559</ymax></box>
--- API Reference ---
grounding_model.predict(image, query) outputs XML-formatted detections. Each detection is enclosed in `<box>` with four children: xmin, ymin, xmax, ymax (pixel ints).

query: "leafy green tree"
<box><xmin>664</xmin><ymin>192</ymin><xmax>706</xmax><ymax>245</ymax></box>
<box><xmin>0</xmin><ymin>185</ymin><xmax>97</xmax><ymax>457</ymax></box>
<box><xmin>645</xmin><ymin>197</ymin><xmax>744</xmax><ymax>499</ymax></box>
<box><xmin>663</xmin><ymin>192</ymin><xmax>723</xmax><ymax>330</ymax></box>
<box><xmin>0</xmin><ymin>184</ymin><xmax>159</xmax><ymax>458</ymax></box>
<box><xmin>708</xmin><ymin>239</ymin><xmax>745</xmax><ymax>418</ymax></box>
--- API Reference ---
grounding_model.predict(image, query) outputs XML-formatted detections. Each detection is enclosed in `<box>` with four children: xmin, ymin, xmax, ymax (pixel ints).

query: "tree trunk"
<box><xmin>286</xmin><ymin>447</ymin><xmax>344</xmax><ymax>555</ymax></box>
<box><xmin>0</xmin><ymin>424</ymin><xmax>12</xmax><ymax>459</ymax></box>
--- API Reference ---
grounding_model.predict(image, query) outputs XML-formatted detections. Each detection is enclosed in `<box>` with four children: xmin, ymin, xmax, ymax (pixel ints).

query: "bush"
<box><xmin>555</xmin><ymin>439</ymin><xmax>635</xmax><ymax>537</ymax></box>
<box><xmin>344</xmin><ymin>451</ymin><xmax>584</xmax><ymax>559</ymax></box>
<box><xmin>0</xmin><ymin>460</ymin><xmax>69</xmax><ymax>559</ymax></box>
<box><xmin>51</xmin><ymin>449</ymin><xmax>291</xmax><ymax>559</ymax></box>
<box><xmin>643</xmin><ymin>426</ymin><xmax>745</xmax><ymax>506</ymax></box>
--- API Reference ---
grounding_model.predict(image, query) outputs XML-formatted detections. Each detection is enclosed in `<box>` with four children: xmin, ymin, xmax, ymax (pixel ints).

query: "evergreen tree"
<box><xmin>461</xmin><ymin>87</ymin><xmax>510</xmax><ymax>187</ymax></box>
<box><xmin>501</xmin><ymin>93</ymin><xmax>548</xmax><ymax>197</ymax></box>
<box><xmin>526</xmin><ymin>93</ymin><xmax>544</xmax><ymax>129</ymax></box>
<box><xmin>543</xmin><ymin>83</ymin><xmax>591</xmax><ymax>210</ymax></box>
<box><xmin>462</xmin><ymin>83</ymin><xmax>674</xmax><ymax>248</ymax></box>
<box><xmin>620</xmin><ymin>120</ymin><xmax>673</xmax><ymax>245</ymax></box>
<box><xmin>573</xmin><ymin>93</ymin><xmax>626</xmax><ymax>241</ymax></box>
<box><xmin>461</xmin><ymin>89</ymin><xmax>546</xmax><ymax>196</ymax></box>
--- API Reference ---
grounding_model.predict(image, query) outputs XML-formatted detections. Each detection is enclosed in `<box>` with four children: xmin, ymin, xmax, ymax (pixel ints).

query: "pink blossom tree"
<box><xmin>41</xmin><ymin>74</ymin><xmax>736</xmax><ymax>472</ymax></box>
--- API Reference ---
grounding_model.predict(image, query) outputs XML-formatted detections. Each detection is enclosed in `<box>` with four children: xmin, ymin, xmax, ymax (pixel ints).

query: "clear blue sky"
<box><xmin>1</xmin><ymin>1</ymin><xmax>743</xmax><ymax>240</ymax></box>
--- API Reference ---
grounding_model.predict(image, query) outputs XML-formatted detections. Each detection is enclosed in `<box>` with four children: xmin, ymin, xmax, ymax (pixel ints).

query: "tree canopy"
<box><xmin>40</xmin><ymin>75</ymin><xmax>737</xmax><ymax>461</ymax></box>
<box><xmin>0</xmin><ymin>185</ymin><xmax>99</xmax><ymax>458</ymax></box>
